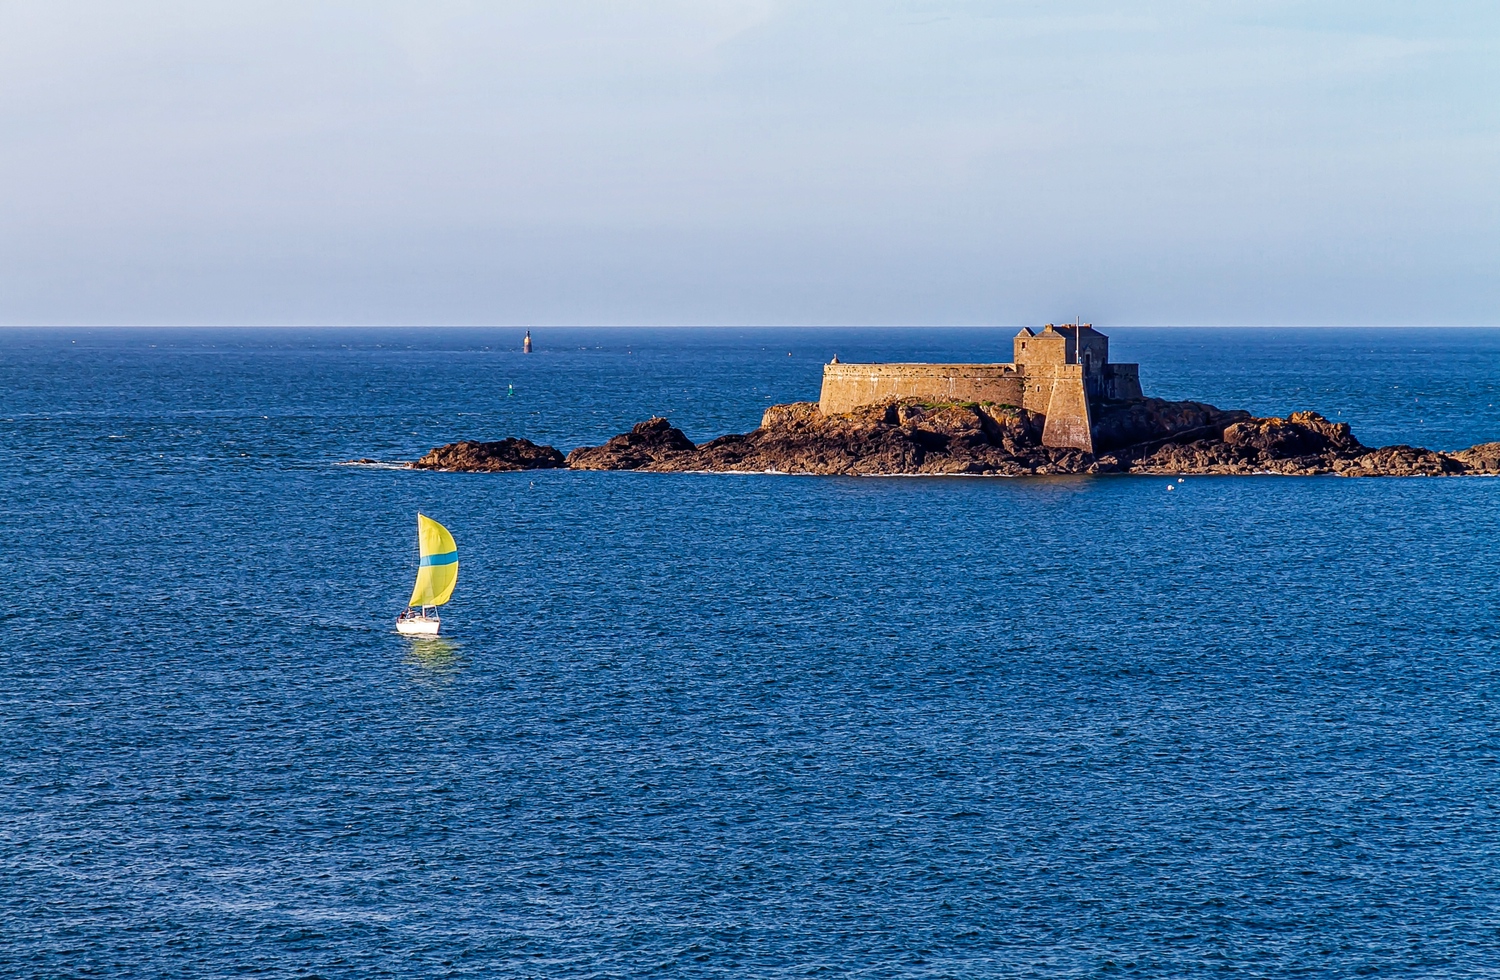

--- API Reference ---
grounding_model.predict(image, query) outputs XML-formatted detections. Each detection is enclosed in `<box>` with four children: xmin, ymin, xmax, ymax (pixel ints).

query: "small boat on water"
<box><xmin>396</xmin><ymin>514</ymin><xmax>458</xmax><ymax>635</ymax></box>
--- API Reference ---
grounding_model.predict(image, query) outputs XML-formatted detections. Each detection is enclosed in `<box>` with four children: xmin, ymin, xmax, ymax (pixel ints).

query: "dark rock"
<box><xmin>1091</xmin><ymin>398</ymin><xmax>1248</xmax><ymax>451</ymax></box>
<box><xmin>409</xmin><ymin>438</ymin><xmax>565</xmax><ymax>472</ymax></box>
<box><xmin>565</xmin><ymin>417</ymin><xmax>699</xmax><ymax>470</ymax></box>
<box><xmin>1222</xmin><ymin>411</ymin><xmax>1364</xmax><ymax>456</ymax></box>
<box><xmin>1453</xmin><ymin>442</ymin><xmax>1500</xmax><ymax>474</ymax></box>
<box><xmin>1334</xmin><ymin>445</ymin><xmax>1464</xmax><ymax>477</ymax></box>
<box><xmin>1124</xmin><ymin>439</ymin><xmax>1268</xmax><ymax>475</ymax></box>
<box><xmin>685</xmin><ymin>400</ymin><xmax>1051</xmax><ymax>476</ymax></box>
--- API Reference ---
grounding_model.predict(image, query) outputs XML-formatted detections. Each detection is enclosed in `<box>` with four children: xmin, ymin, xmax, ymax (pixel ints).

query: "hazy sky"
<box><xmin>1</xmin><ymin>1</ymin><xmax>1496</xmax><ymax>326</ymax></box>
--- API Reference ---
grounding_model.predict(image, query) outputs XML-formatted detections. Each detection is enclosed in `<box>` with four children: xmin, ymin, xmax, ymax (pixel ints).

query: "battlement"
<box><xmin>818</xmin><ymin>324</ymin><xmax>1142</xmax><ymax>452</ymax></box>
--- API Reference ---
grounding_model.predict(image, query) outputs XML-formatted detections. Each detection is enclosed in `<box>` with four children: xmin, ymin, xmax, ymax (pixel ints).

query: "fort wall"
<box><xmin>1104</xmin><ymin>364</ymin><xmax>1143</xmax><ymax>401</ymax></box>
<box><xmin>819</xmin><ymin>363</ymin><xmax>1025</xmax><ymax>416</ymax></box>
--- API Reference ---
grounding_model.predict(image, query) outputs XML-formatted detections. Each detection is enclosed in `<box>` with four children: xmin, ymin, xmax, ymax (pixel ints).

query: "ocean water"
<box><xmin>3</xmin><ymin>326</ymin><xmax>1500</xmax><ymax>978</ymax></box>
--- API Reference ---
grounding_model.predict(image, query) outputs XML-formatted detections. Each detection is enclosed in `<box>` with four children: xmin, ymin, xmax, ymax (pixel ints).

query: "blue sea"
<box><xmin>4</xmin><ymin>326</ymin><xmax>1500</xmax><ymax>978</ymax></box>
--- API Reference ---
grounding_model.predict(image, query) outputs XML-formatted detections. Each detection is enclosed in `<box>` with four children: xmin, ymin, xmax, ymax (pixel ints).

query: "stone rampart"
<box><xmin>1104</xmin><ymin>364</ymin><xmax>1143</xmax><ymax>401</ymax></box>
<box><xmin>819</xmin><ymin>363</ymin><xmax>1024</xmax><ymax>416</ymax></box>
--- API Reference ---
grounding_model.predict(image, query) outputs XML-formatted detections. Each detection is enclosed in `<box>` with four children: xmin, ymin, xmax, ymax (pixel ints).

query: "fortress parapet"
<box><xmin>819</xmin><ymin>324</ymin><xmax>1142</xmax><ymax>452</ymax></box>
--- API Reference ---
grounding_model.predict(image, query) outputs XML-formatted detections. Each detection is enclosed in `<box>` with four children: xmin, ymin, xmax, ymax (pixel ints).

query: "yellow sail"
<box><xmin>408</xmin><ymin>514</ymin><xmax>458</xmax><ymax>607</ymax></box>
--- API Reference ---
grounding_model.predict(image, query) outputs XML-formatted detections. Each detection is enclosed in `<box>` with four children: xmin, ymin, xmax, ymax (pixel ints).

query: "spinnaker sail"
<box><xmin>408</xmin><ymin>514</ymin><xmax>458</xmax><ymax>608</ymax></box>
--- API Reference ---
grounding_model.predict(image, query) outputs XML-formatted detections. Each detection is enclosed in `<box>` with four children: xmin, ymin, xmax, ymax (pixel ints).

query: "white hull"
<box><xmin>396</xmin><ymin>614</ymin><xmax>440</xmax><ymax>636</ymax></box>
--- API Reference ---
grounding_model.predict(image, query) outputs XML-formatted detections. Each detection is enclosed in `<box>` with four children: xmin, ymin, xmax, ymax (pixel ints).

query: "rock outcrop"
<box><xmin>565</xmin><ymin>417</ymin><xmax>698</xmax><ymax>470</ymax></box>
<box><xmin>1332</xmin><ymin>445</ymin><xmax>1464</xmax><ymax>477</ymax></box>
<box><xmin>670</xmin><ymin>401</ymin><xmax>1082</xmax><ymax>476</ymax></box>
<box><xmin>408</xmin><ymin>437</ymin><xmax>565</xmax><ymax>472</ymax></box>
<box><xmin>411</xmin><ymin>399</ymin><xmax>1500</xmax><ymax>477</ymax></box>
<box><xmin>1122</xmin><ymin>410</ymin><xmax>1371</xmax><ymax>476</ymax></box>
<box><xmin>1452</xmin><ymin>442</ymin><xmax>1500</xmax><ymax>474</ymax></box>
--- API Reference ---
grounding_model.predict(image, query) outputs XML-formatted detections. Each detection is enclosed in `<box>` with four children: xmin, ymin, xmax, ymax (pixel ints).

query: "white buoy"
<box><xmin>1166</xmin><ymin>484</ymin><xmax>1175</xmax><ymax>491</ymax></box>
<box><xmin>1177</xmin><ymin>477</ymin><xmax>1184</xmax><ymax>483</ymax></box>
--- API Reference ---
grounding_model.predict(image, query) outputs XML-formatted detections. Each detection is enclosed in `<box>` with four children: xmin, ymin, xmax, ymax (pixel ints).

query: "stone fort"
<box><xmin>818</xmin><ymin>323</ymin><xmax>1142</xmax><ymax>452</ymax></box>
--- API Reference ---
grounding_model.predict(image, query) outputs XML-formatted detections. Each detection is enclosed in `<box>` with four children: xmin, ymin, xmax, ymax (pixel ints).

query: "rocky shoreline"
<box><xmin>402</xmin><ymin>398</ymin><xmax>1500</xmax><ymax>478</ymax></box>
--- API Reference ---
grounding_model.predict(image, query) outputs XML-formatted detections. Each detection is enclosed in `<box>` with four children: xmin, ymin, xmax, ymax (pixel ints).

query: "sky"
<box><xmin>0</xmin><ymin>1</ymin><xmax>1496</xmax><ymax>327</ymax></box>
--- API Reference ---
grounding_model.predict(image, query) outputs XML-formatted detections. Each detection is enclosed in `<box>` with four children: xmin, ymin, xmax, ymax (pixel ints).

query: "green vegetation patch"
<box><xmin>915</xmin><ymin>400</ymin><xmax>984</xmax><ymax>410</ymax></box>
<box><xmin>903</xmin><ymin>399</ymin><xmax>1020</xmax><ymax>414</ymax></box>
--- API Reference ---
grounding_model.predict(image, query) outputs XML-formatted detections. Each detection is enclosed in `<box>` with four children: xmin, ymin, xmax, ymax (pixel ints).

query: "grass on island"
<box><xmin>913</xmin><ymin>400</ymin><xmax>1020</xmax><ymax>413</ymax></box>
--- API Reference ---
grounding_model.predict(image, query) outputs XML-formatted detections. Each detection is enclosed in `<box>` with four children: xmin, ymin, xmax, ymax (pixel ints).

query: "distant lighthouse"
<box><xmin>523</xmin><ymin>330</ymin><xmax>533</xmax><ymax>354</ymax></box>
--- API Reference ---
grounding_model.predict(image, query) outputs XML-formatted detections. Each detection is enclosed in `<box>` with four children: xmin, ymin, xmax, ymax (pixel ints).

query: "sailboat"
<box><xmin>396</xmin><ymin>514</ymin><xmax>458</xmax><ymax>635</ymax></box>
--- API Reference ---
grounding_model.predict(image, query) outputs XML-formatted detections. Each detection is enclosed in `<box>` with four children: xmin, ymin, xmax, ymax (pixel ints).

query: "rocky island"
<box><xmin>403</xmin><ymin>324</ymin><xmax>1500</xmax><ymax>478</ymax></box>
